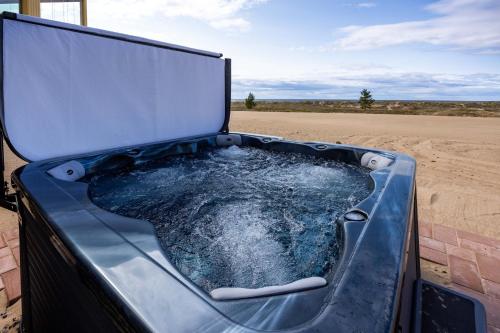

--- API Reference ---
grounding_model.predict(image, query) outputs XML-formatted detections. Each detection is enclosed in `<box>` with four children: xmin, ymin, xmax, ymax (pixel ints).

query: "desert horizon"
<box><xmin>232</xmin><ymin>99</ymin><xmax>500</xmax><ymax>117</ymax></box>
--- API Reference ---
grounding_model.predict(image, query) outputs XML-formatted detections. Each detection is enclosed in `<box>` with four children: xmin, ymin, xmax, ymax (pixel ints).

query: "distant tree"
<box><xmin>358</xmin><ymin>89</ymin><xmax>375</xmax><ymax>110</ymax></box>
<box><xmin>245</xmin><ymin>92</ymin><xmax>256</xmax><ymax>109</ymax></box>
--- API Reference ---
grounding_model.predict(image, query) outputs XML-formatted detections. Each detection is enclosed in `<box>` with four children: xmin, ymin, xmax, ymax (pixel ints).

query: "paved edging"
<box><xmin>419</xmin><ymin>222</ymin><xmax>500</xmax><ymax>331</ymax></box>
<box><xmin>0</xmin><ymin>228</ymin><xmax>20</xmax><ymax>306</ymax></box>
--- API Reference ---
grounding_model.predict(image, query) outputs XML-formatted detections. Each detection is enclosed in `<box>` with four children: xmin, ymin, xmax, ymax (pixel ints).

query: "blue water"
<box><xmin>89</xmin><ymin>146</ymin><xmax>372</xmax><ymax>292</ymax></box>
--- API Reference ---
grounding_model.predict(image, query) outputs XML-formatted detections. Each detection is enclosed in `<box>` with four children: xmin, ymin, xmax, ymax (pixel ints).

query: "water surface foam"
<box><xmin>89</xmin><ymin>146</ymin><xmax>372</xmax><ymax>292</ymax></box>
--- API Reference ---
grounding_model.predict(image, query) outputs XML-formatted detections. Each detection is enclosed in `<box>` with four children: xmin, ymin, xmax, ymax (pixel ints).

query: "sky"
<box><xmin>87</xmin><ymin>0</ymin><xmax>500</xmax><ymax>100</ymax></box>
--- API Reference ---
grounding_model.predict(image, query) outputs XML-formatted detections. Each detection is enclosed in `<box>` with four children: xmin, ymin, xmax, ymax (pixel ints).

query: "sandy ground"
<box><xmin>231</xmin><ymin>111</ymin><xmax>500</xmax><ymax>239</ymax></box>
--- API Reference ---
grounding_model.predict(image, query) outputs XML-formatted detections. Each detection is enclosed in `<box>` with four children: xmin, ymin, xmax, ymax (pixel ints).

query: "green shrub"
<box><xmin>245</xmin><ymin>92</ymin><xmax>256</xmax><ymax>109</ymax></box>
<box><xmin>359</xmin><ymin>89</ymin><xmax>375</xmax><ymax>110</ymax></box>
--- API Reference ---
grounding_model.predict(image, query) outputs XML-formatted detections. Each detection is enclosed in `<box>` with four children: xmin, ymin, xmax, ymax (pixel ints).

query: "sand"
<box><xmin>230</xmin><ymin>111</ymin><xmax>500</xmax><ymax>239</ymax></box>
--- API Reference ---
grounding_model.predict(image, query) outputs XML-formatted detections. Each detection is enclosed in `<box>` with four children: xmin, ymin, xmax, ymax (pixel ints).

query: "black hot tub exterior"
<box><xmin>13</xmin><ymin>133</ymin><xmax>421</xmax><ymax>332</ymax></box>
<box><xmin>1</xmin><ymin>13</ymin><xmax>486</xmax><ymax>333</ymax></box>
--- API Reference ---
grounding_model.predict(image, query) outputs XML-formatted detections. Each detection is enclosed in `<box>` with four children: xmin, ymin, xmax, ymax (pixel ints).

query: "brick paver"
<box><xmin>457</xmin><ymin>230</ymin><xmax>500</xmax><ymax>249</ymax></box>
<box><xmin>0</xmin><ymin>255</ymin><xmax>16</xmax><ymax>275</ymax></box>
<box><xmin>0</xmin><ymin>247</ymin><xmax>11</xmax><ymax>258</ymax></box>
<box><xmin>445</xmin><ymin>243</ymin><xmax>476</xmax><ymax>262</ymax></box>
<box><xmin>484</xmin><ymin>280</ymin><xmax>500</xmax><ymax>300</ymax></box>
<box><xmin>419</xmin><ymin>236</ymin><xmax>446</xmax><ymax>252</ymax></box>
<box><xmin>477</xmin><ymin>254</ymin><xmax>500</xmax><ymax>284</ymax></box>
<box><xmin>488</xmin><ymin>247</ymin><xmax>500</xmax><ymax>260</ymax></box>
<box><xmin>433</xmin><ymin>224</ymin><xmax>458</xmax><ymax>246</ymax></box>
<box><xmin>1</xmin><ymin>229</ymin><xmax>18</xmax><ymax>243</ymax></box>
<box><xmin>489</xmin><ymin>325</ymin><xmax>500</xmax><ymax>333</ymax></box>
<box><xmin>449</xmin><ymin>255</ymin><xmax>483</xmax><ymax>292</ymax></box>
<box><xmin>0</xmin><ymin>228</ymin><xmax>21</xmax><ymax>306</ymax></box>
<box><xmin>1</xmin><ymin>268</ymin><xmax>20</xmax><ymax>305</ymax></box>
<box><xmin>419</xmin><ymin>245</ymin><xmax>448</xmax><ymax>265</ymax></box>
<box><xmin>11</xmin><ymin>247</ymin><xmax>20</xmax><ymax>267</ymax></box>
<box><xmin>459</xmin><ymin>238</ymin><xmax>491</xmax><ymax>255</ymax></box>
<box><xmin>7</xmin><ymin>238</ymin><xmax>19</xmax><ymax>249</ymax></box>
<box><xmin>419</xmin><ymin>221</ymin><xmax>432</xmax><ymax>238</ymax></box>
<box><xmin>420</xmin><ymin>222</ymin><xmax>500</xmax><ymax>332</ymax></box>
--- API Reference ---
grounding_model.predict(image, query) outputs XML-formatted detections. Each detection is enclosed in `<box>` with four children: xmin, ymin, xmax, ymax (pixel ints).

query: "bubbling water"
<box><xmin>89</xmin><ymin>146</ymin><xmax>372</xmax><ymax>292</ymax></box>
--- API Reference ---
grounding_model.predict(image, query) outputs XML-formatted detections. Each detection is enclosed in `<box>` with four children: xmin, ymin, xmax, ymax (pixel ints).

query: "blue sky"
<box><xmin>88</xmin><ymin>0</ymin><xmax>500</xmax><ymax>100</ymax></box>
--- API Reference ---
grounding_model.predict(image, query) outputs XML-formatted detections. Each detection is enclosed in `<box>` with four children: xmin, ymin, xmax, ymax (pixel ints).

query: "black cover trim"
<box><xmin>0</xmin><ymin>12</ymin><xmax>222</xmax><ymax>58</ymax></box>
<box><xmin>220</xmin><ymin>58</ymin><xmax>232</xmax><ymax>133</ymax></box>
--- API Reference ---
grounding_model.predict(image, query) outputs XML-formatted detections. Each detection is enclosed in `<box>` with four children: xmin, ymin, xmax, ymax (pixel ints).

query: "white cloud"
<box><xmin>209</xmin><ymin>18</ymin><xmax>250</xmax><ymax>31</ymax></box>
<box><xmin>356</xmin><ymin>2</ymin><xmax>376</xmax><ymax>8</ymax></box>
<box><xmin>334</xmin><ymin>0</ymin><xmax>500</xmax><ymax>52</ymax></box>
<box><xmin>88</xmin><ymin>0</ymin><xmax>267</xmax><ymax>31</ymax></box>
<box><xmin>344</xmin><ymin>2</ymin><xmax>377</xmax><ymax>9</ymax></box>
<box><xmin>233</xmin><ymin>71</ymin><xmax>500</xmax><ymax>100</ymax></box>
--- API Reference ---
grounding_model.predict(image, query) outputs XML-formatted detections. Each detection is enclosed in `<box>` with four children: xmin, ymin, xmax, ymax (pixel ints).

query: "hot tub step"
<box><xmin>413</xmin><ymin>279</ymin><xmax>487</xmax><ymax>333</ymax></box>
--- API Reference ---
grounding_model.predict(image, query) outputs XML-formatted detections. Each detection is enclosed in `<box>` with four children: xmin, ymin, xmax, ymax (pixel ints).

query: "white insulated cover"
<box><xmin>1</xmin><ymin>14</ymin><xmax>227</xmax><ymax>161</ymax></box>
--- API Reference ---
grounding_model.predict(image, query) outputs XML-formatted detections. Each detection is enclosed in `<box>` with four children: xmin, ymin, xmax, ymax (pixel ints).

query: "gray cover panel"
<box><xmin>2</xmin><ymin>16</ymin><xmax>225</xmax><ymax>161</ymax></box>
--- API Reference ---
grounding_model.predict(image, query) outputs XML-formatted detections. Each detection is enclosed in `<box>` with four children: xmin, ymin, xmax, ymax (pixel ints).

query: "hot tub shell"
<box><xmin>14</xmin><ymin>133</ymin><xmax>419</xmax><ymax>332</ymax></box>
<box><xmin>0</xmin><ymin>13</ymin><xmax>486</xmax><ymax>333</ymax></box>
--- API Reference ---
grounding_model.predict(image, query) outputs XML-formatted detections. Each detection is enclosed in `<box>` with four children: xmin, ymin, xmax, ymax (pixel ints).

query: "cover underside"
<box><xmin>1</xmin><ymin>14</ymin><xmax>226</xmax><ymax>161</ymax></box>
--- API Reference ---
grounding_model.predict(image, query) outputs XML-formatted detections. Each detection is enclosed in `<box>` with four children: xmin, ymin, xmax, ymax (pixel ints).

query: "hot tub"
<box><xmin>87</xmin><ymin>143</ymin><xmax>374</xmax><ymax>298</ymax></box>
<box><xmin>1</xmin><ymin>13</ymin><xmax>486</xmax><ymax>333</ymax></box>
<box><xmin>15</xmin><ymin>132</ymin><xmax>418</xmax><ymax>332</ymax></box>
